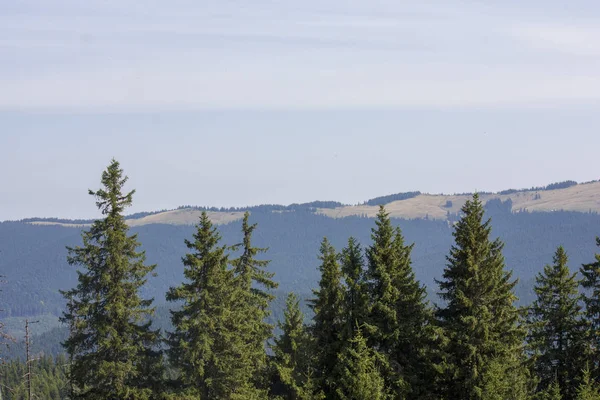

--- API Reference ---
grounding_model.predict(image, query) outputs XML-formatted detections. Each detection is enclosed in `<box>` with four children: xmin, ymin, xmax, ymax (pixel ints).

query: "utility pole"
<box><xmin>24</xmin><ymin>320</ymin><xmax>39</xmax><ymax>400</ymax></box>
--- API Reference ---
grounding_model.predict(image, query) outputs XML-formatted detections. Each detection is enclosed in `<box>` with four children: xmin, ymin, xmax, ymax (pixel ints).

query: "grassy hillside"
<box><xmin>320</xmin><ymin>180</ymin><xmax>600</xmax><ymax>220</ymax></box>
<box><xmin>21</xmin><ymin>180</ymin><xmax>599</xmax><ymax>228</ymax></box>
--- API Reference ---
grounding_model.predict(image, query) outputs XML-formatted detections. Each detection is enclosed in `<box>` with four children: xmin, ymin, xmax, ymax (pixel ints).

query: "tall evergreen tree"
<box><xmin>334</xmin><ymin>327</ymin><xmax>389</xmax><ymax>400</ymax></box>
<box><xmin>309</xmin><ymin>238</ymin><xmax>345</xmax><ymax>396</ymax></box>
<box><xmin>60</xmin><ymin>159</ymin><xmax>162</xmax><ymax>399</ymax></box>
<box><xmin>167</xmin><ymin>212</ymin><xmax>252</xmax><ymax>399</ymax></box>
<box><xmin>271</xmin><ymin>293</ymin><xmax>322</xmax><ymax>400</ymax></box>
<box><xmin>576</xmin><ymin>367</ymin><xmax>600</xmax><ymax>400</ymax></box>
<box><xmin>580</xmin><ymin>237</ymin><xmax>600</xmax><ymax>378</ymax></box>
<box><xmin>529</xmin><ymin>246</ymin><xmax>587</xmax><ymax>399</ymax></box>
<box><xmin>339</xmin><ymin>237</ymin><xmax>368</xmax><ymax>341</ymax></box>
<box><xmin>436</xmin><ymin>194</ymin><xmax>527</xmax><ymax>400</ymax></box>
<box><xmin>229</xmin><ymin>212</ymin><xmax>278</xmax><ymax>396</ymax></box>
<box><xmin>365</xmin><ymin>205</ymin><xmax>436</xmax><ymax>398</ymax></box>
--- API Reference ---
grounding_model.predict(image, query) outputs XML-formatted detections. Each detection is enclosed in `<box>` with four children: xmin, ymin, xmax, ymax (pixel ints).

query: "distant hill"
<box><xmin>1</xmin><ymin>179</ymin><xmax>599</xmax><ymax>358</ymax></box>
<box><xmin>321</xmin><ymin>179</ymin><xmax>600</xmax><ymax>220</ymax></box>
<box><xmin>22</xmin><ymin>179</ymin><xmax>600</xmax><ymax>227</ymax></box>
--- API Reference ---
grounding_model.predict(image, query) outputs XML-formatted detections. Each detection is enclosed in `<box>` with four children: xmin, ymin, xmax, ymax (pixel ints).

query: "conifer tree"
<box><xmin>309</xmin><ymin>238</ymin><xmax>345</xmax><ymax>396</ymax></box>
<box><xmin>365</xmin><ymin>205</ymin><xmax>436</xmax><ymax>398</ymax></box>
<box><xmin>271</xmin><ymin>293</ymin><xmax>322</xmax><ymax>400</ymax></box>
<box><xmin>482</xmin><ymin>354</ymin><xmax>531</xmax><ymax>400</ymax></box>
<box><xmin>576</xmin><ymin>367</ymin><xmax>600</xmax><ymax>400</ymax></box>
<box><xmin>167</xmin><ymin>212</ymin><xmax>251</xmax><ymax>399</ymax></box>
<box><xmin>580</xmin><ymin>237</ymin><xmax>600</xmax><ymax>378</ymax></box>
<box><xmin>334</xmin><ymin>327</ymin><xmax>388</xmax><ymax>400</ymax></box>
<box><xmin>529</xmin><ymin>246</ymin><xmax>588</xmax><ymax>399</ymax></box>
<box><xmin>0</xmin><ymin>272</ymin><xmax>15</xmax><ymax>364</ymax></box>
<box><xmin>339</xmin><ymin>237</ymin><xmax>368</xmax><ymax>341</ymax></box>
<box><xmin>230</xmin><ymin>212</ymin><xmax>278</xmax><ymax>395</ymax></box>
<box><xmin>540</xmin><ymin>380</ymin><xmax>564</xmax><ymax>400</ymax></box>
<box><xmin>436</xmin><ymin>194</ymin><xmax>527</xmax><ymax>399</ymax></box>
<box><xmin>60</xmin><ymin>159</ymin><xmax>162</xmax><ymax>399</ymax></box>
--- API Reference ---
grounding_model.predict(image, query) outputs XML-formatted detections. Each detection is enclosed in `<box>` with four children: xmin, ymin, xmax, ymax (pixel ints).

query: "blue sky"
<box><xmin>1</xmin><ymin>1</ymin><xmax>599</xmax><ymax>220</ymax></box>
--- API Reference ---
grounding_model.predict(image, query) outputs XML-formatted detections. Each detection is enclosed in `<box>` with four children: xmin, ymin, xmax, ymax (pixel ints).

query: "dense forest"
<box><xmin>1</xmin><ymin>198</ymin><xmax>599</xmax><ymax>319</ymax></box>
<box><xmin>1</xmin><ymin>160</ymin><xmax>600</xmax><ymax>399</ymax></box>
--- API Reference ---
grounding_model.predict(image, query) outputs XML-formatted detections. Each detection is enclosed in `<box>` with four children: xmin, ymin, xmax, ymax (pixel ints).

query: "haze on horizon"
<box><xmin>1</xmin><ymin>0</ymin><xmax>600</xmax><ymax>221</ymax></box>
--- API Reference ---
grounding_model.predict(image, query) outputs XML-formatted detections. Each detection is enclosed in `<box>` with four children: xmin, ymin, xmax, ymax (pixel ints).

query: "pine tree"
<box><xmin>339</xmin><ymin>237</ymin><xmax>368</xmax><ymax>341</ymax></box>
<box><xmin>365</xmin><ymin>205</ymin><xmax>436</xmax><ymax>398</ymax></box>
<box><xmin>436</xmin><ymin>194</ymin><xmax>527</xmax><ymax>399</ymax></box>
<box><xmin>0</xmin><ymin>273</ymin><xmax>15</xmax><ymax>364</ymax></box>
<box><xmin>581</xmin><ymin>237</ymin><xmax>600</xmax><ymax>378</ymax></box>
<box><xmin>529</xmin><ymin>246</ymin><xmax>588</xmax><ymax>399</ymax></box>
<box><xmin>60</xmin><ymin>159</ymin><xmax>162</xmax><ymax>399</ymax></box>
<box><xmin>482</xmin><ymin>354</ymin><xmax>531</xmax><ymax>400</ymax></box>
<box><xmin>271</xmin><ymin>293</ymin><xmax>323</xmax><ymax>400</ymax></box>
<box><xmin>168</xmin><ymin>211</ymin><xmax>262</xmax><ymax>399</ymax></box>
<box><xmin>229</xmin><ymin>212</ymin><xmax>277</xmax><ymax>397</ymax></box>
<box><xmin>539</xmin><ymin>380</ymin><xmax>564</xmax><ymax>400</ymax></box>
<box><xmin>0</xmin><ymin>355</ymin><xmax>69</xmax><ymax>400</ymax></box>
<box><xmin>309</xmin><ymin>238</ymin><xmax>345</xmax><ymax>396</ymax></box>
<box><xmin>334</xmin><ymin>327</ymin><xmax>388</xmax><ymax>400</ymax></box>
<box><xmin>576</xmin><ymin>367</ymin><xmax>600</xmax><ymax>400</ymax></box>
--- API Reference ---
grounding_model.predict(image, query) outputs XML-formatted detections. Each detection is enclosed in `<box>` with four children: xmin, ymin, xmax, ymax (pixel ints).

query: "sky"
<box><xmin>1</xmin><ymin>0</ymin><xmax>600</xmax><ymax>220</ymax></box>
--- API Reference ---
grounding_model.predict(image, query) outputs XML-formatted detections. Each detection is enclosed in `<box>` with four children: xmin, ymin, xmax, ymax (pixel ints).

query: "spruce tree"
<box><xmin>167</xmin><ymin>212</ymin><xmax>248</xmax><ymax>399</ymax></box>
<box><xmin>271</xmin><ymin>293</ymin><xmax>322</xmax><ymax>400</ymax></box>
<box><xmin>0</xmin><ymin>272</ymin><xmax>14</xmax><ymax>364</ymax></box>
<box><xmin>334</xmin><ymin>327</ymin><xmax>388</xmax><ymax>400</ymax></box>
<box><xmin>309</xmin><ymin>237</ymin><xmax>345</xmax><ymax>396</ymax></box>
<box><xmin>581</xmin><ymin>237</ymin><xmax>600</xmax><ymax>378</ymax></box>
<box><xmin>230</xmin><ymin>212</ymin><xmax>278</xmax><ymax>395</ymax></box>
<box><xmin>60</xmin><ymin>159</ymin><xmax>162</xmax><ymax>399</ymax></box>
<box><xmin>365</xmin><ymin>205</ymin><xmax>436</xmax><ymax>398</ymax></box>
<box><xmin>436</xmin><ymin>194</ymin><xmax>527</xmax><ymax>400</ymax></box>
<box><xmin>576</xmin><ymin>367</ymin><xmax>600</xmax><ymax>400</ymax></box>
<box><xmin>339</xmin><ymin>237</ymin><xmax>368</xmax><ymax>341</ymax></box>
<box><xmin>540</xmin><ymin>380</ymin><xmax>564</xmax><ymax>400</ymax></box>
<box><xmin>529</xmin><ymin>246</ymin><xmax>587</xmax><ymax>399</ymax></box>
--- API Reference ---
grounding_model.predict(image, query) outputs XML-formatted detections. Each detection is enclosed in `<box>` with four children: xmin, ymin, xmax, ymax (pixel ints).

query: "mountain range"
<box><xmin>1</xmin><ymin>179</ymin><xmax>599</xmax><ymax>357</ymax></box>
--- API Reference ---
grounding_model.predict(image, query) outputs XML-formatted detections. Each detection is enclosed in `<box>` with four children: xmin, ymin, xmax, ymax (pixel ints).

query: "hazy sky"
<box><xmin>1</xmin><ymin>1</ymin><xmax>600</xmax><ymax>220</ymax></box>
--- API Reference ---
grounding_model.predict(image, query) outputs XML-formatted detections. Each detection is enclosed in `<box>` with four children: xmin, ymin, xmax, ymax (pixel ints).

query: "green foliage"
<box><xmin>60</xmin><ymin>159</ymin><xmax>162</xmax><ymax>399</ymax></box>
<box><xmin>271</xmin><ymin>293</ymin><xmax>322</xmax><ymax>400</ymax></box>
<box><xmin>308</xmin><ymin>238</ymin><xmax>345</xmax><ymax>396</ymax></box>
<box><xmin>529</xmin><ymin>246</ymin><xmax>588</xmax><ymax>399</ymax></box>
<box><xmin>436</xmin><ymin>194</ymin><xmax>527</xmax><ymax>399</ymax></box>
<box><xmin>7</xmin><ymin>168</ymin><xmax>600</xmax><ymax>400</ymax></box>
<box><xmin>364</xmin><ymin>191</ymin><xmax>421</xmax><ymax>206</ymax></box>
<box><xmin>580</xmin><ymin>237</ymin><xmax>600</xmax><ymax>378</ymax></box>
<box><xmin>166</xmin><ymin>211</ymin><xmax>249</xmax><ymax>399</ymax></box>
<box><xmin>576</xmin><ymin>367</ymin><xmax>600</xmax><ymax>400</ymax></box>
<box><xmin>537</xmin><ymin>380</ymin><xmax>564</xmax><ymax>400</ymax></box>
<box><xmin>0</xmin><ymin>274</ymin><xmax>15</xmax><ymax>364</ymax></box>
<box><xmin>0</xmin><ymin>354</ymin><xmax>68</xmax><ymax>400</ymax></box>
<box><xmin>339</xmin><ymin>237</ymin><xmax>368</xmax><ymax>341</ymax></box>
<box><xmin>481</xmin><ymin>354</ymin><xmax>531</xmax><ymax>400</ymax></box>
<box><xmin>334</xmin><ymin>327</ymin><xmax>388</xmax><ymax>400</ymax></box>
<box><xmin>3</xmin><ymin>207</ymin><xmax>600</xmax><ymax>319</ymax></box>
<box><xmin>365</xmin><ymin>206</ymin><xmax>437</xmax><ymax>398</ymax></box>
<box><xmin>229</xmin><ymin>212</ymin><xmax>278</xmax><ymax>395</ymax></box>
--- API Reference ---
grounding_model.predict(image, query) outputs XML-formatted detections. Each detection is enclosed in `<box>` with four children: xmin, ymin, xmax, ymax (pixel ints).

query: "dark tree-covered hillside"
<box><xmin>0</xmin><ymin>206</ymin><xmax>599</xmax><ymax>320</ymax></box>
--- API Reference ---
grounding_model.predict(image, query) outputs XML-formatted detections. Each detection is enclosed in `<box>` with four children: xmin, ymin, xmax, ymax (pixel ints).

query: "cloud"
<box><xmin>511</xmin><ymin>23</ymin><xmax>600</xmax><ymax>57</ymax></box>
<box><xmin>2</xmin><ymin>0</ymin><xmax>600</xmax><ymax>110</ymax></box>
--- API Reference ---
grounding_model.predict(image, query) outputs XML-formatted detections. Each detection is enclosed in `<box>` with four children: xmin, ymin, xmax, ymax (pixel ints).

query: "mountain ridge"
<box><xmin>19</xmin><ymin>179</ymin><xmax>600</xmax><ymax>227</ymax></box>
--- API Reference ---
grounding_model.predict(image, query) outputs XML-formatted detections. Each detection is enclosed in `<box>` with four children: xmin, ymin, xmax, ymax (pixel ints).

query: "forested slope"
<box><xmin>1</xmin><ymin>204</ymin><xmax>599</xmax><ymax>318</ymax></box>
